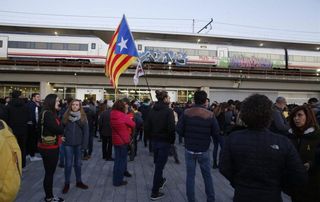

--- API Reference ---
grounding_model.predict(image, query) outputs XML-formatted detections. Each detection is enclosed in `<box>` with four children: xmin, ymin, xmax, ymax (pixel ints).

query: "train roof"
<box><xmin>0</xmin><ymin>23</ymin><xmax>319</xmax><ymax>51</ymax></box>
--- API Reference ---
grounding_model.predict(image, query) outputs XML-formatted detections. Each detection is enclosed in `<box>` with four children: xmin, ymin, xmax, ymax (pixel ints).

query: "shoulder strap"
<box><xmin>40</xmin><ymin>110</ymin><xmax>48</xmax><ymax>138</ymax></box>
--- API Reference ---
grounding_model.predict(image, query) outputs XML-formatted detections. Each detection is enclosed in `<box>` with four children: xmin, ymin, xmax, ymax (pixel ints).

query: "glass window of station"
<box><xmin>52</xmin><ymin>87</ymin><xmax>76</xmax><ymax>100</ymax></box>
<box><xmin>0</xmin><ymin>84</ymin><xmax>40</xmax><ymax>98</ymax></box>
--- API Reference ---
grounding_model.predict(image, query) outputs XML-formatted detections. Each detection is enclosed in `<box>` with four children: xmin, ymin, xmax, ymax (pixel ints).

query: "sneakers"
<box><xmin>150</xmin><ymin>192</ymin><xmax>165</xmax><ymax>201</ymax></box>
<box><xmin>30</xmin><ymin>156</ymin><xmax>42</xmax><ymax>161</ymax></box>
<box><xmin>114</xmin><ymin>180</ymin><xmax>128</xmax><ymax>187</ymax></box>
<box><xmin>76</xmin><ymin>182</ymin><xmax>89</xmax><ymax>189</ymax></box>
<box><xmin>62</xmin><ymin>184</ymin><xmax>69</xmax><ymax>194</ymax></box>
<box><xmin>124</xmin><ymin>171</ymin><xmax>132</xmax><ymax>177</ymax></box>
<box><xmin>44</xmin><ymin>196</ymin><xmax>64</xmax><ymax>202</ymax></box>
<box><xmin>159</xmin><ymin>178</ymin><xmax>167</xmax><ymax>190</ymax></box>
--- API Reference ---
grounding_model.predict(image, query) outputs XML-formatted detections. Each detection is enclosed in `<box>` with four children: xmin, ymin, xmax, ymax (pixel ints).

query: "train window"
<box><xmin>184</xmin><ymin>49</ymin><xmax>195</xmax><ymax>55</ymax></box>
<box><xmin>288</xmin><ymin>56</ymin><xmax>294</xmax><ymax>61</ymax></box>
<box><xmin>0</xmin><ymin>40</ymin><xmax>2</xmax><ymax>48</ymax></box>
<box><xmin>91</xmin><ymin>43</ymin><xmax>96</xmax><ymax>49</ymax></box>
<box><xmin>67</xmin><ymin>43</ymin><xmax>79</xmax><ymax>50</ymax></box>
<box><xmin>306</xmin><ymin>56</ymin><xmax>315</xmax><ymax>63</ymax></box>
<box><xmin>79</xmin><ymin>44</ymin><xmax>88</xmax><ymax>51</ymax></box>
<box><xmin>198</xmin><ymin>50</ymin><xmax>209</xmax><ymax>56</ymax></box>
<box><xmin>209</xmin><ymin>50</ymin><xmax>217</xmax><ymax>57</ymax></box>
<box><xmin>8</xmin><ymin>41</ymin><xmax>35</xmax><ymax>49</ymax></box>
<box><xmin>35</xmin><ymin>42</ymin><xmax>48</xmax><ymax>49</ymax></box>
<box><xmin>51</xmin><ymin>43</ymin><xmax>64</xmax><ymax>50</ymax></box>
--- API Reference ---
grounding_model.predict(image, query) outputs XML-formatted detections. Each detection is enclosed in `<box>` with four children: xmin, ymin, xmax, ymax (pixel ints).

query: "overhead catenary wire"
<box><xmin>0</xmin><ymin>9</ymin><xmax>319</xmax><ymax>41</ymax></box>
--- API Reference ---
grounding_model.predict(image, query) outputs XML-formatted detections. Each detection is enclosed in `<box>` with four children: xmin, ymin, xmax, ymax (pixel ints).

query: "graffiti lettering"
<box><xmin>139</xmin><ymin>50</ymin><xmax>187</xmax><ymax>66</ymax></box>
<box><xmin>230</xmin><ymin>56</ymin><xmax>273</xmax><ymax>69</ymax></box>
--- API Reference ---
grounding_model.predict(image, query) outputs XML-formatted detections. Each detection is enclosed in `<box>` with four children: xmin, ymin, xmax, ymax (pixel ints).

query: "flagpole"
<box><xmin>143</xmin><ymin>64</ymin><xmax>153</xmax><ymax>102</ymax></box>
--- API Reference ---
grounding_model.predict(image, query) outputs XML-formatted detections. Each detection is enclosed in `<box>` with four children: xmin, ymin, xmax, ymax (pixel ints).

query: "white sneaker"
<box><xmin>30</xmin><ymin>156</ymin><xmax>42</xmax><ymax>161</ymax></box>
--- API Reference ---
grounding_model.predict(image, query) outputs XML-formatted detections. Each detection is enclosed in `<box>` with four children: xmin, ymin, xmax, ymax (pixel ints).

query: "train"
<box><xmin>0</xmin><ymin>33</ymin><xmax>319</xmax><ymax>70</ymax></box>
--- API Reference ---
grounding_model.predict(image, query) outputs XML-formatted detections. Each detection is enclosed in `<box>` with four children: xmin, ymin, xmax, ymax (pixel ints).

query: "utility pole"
<box><xmin>192</xmin><ymin>19</ymin><xmax>195</xmax><ymax>33</ymax></box>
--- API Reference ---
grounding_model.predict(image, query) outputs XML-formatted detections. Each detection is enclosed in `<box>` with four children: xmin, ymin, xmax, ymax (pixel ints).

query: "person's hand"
<box><xmin>304</xmin><ymin>162</ymin><xmax>310</xmax><ymax>170</ymax></box>
<box><xmin>61</xmin><ymin>137</ymin><xmax>66</xmax><ymax>142</ymax></box>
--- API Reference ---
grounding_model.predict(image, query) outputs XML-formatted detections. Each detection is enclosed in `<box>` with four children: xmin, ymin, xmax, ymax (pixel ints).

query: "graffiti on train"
<box><xmin>139</xmin><ymin>50</ymin><xmax>285</xmax><ymax>69</ymax></box>
<box><xmin>139</xmin><ymin>49</ymin><xmax>187</xmax><ymax>66</ymax></box>
<box><xmin>230</xmin><ymin>56</ymin><xmax>273</xmax><ymax>69</ymax></box>
<box><xmin>218</xmin><ymin>56</ymin><xmax>284</xmax><ymax>69</ymax></box>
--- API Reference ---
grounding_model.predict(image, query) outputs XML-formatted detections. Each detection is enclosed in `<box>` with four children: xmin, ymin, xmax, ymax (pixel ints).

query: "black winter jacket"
<box><xmin>220</xmin><ymin>128</ymin><xmax>308</xmax><ymax>202</ymax></box>
<box><xmin>40</xmin><ymin>110</ymin><xmax>64</xmax><ymax>138</ymax></box>
<box><xmin>99</xmin><ymin>109</ymin><xmax>112</xmax><ymax>137</ymax></box>
<box><xmin>144</xmin><ymin>101</ymin><xmax>175</xmax><ymax>144</ymax></box>
<box><xmin>6</xmin><ymin>98</ymin><xmax>30</xmax><ymax>137</ymax></box>
<box><xmin>176</xmin><ymin>104</ymin><xmax>220</xmax><ymax>152</ymax></box>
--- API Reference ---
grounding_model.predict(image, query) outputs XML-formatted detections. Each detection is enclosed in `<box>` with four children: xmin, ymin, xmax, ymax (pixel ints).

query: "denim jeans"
<box><xmin>113</xmin><ymin>145</ymin><xmax>128</xmax><ymax>186</ymax></box>
<box><xmin>212</xmin><ymin>135</ymin><xmax>224</xmax><ymax>165</ymax></box>
<box><xmin>185</xmin><ymin>150</ymin><xmax>215</xmax><ymax>202</ymax></box>
<box><xmin>64</xmin><ymin>145</ymin><xmax>82</xmax><ymax>184</ymax></box>
<box><xmin>152</xmin><ymin>141</ymin><xmax>170</xmax><ymax>194</ymax></box>
<box><xmin>59</xmin><ymin>143</ymin><xmax>65</xmax><ymax>166</ymax></box>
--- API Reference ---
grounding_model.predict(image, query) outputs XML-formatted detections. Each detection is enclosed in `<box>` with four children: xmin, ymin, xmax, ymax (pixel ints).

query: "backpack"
<box><xmin>0</xmin><ymin>120</ymin><xmax>22</xmax><ymax>202</ymax></box>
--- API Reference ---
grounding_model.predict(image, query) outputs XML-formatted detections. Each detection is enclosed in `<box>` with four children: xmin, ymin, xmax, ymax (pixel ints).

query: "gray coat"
<box><xmin>63</xmin><ymin>119</ymin><xmax>89</xmax><ymax>149</ymax></box>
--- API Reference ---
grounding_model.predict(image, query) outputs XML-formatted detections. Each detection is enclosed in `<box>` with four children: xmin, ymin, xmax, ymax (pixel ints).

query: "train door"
<box><xmin>0</xmin><ymin>36</ymin><xmax>8</xmax><ymax>59</ymax></box>
<box><xmin>217</xmin><ymin>47</ymin><xmax>228</xmax><ymax>58</ymax></box>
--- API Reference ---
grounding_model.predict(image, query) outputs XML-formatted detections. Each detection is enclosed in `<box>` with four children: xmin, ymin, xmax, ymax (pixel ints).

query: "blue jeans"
<box><xmin>212</xmin><ymin>135</ymin><xmax>224</xmax><ymax>165</ymax></box>
<box><xmin>64</xmin><ymin>145</ymin><xmax>82</xmax><ymax>184</ymax></box>
<box><xmin>185</xmin><ymin>150</ymin><xmax>215</xmax><ymax>202</ymax></box>
<box><xmin>152</xmin><ymin>141</ymin><xmax>170</xmax><ymax>194</ymax></box>
<box><xmin>59</xmin><ymin>143</ymin><xmax>65</xmax><ymax>166</ymax></box>
<box><xmin>113</xmin><ymin>145</ymin><xmax>128</xmax><ymax>186</ymax></box>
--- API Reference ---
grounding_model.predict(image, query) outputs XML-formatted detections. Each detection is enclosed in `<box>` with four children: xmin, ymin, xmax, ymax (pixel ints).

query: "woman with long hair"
<box><xmin>145</xmin><ymin>90</ymin><xmax>175</xmax><ymax>200</ymax></box>
<box><xmin>110</xmin><ymin>100</ymin><xmax>135</xmax><ymax>186</ymax></box>
<box><xmin>61</xmin><ymin>99</ymin><xmax>89</xmax><ymax>194</ymax></box>
<box><xmin>288</xmin><ymin>105</ymin><xmax>320</xmax><ymax>202</ymax></box>
<box><xmin>38</xmin><ymin>94</ymin><xmax>64</xmax><ymax>202</ymax></box>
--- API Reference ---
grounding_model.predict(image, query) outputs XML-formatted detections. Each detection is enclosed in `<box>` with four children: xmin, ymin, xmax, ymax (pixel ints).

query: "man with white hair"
<box><xmin>269</xmin><ymin>96</ymin><xmax>290</xmax><ymax>136</ymax></box>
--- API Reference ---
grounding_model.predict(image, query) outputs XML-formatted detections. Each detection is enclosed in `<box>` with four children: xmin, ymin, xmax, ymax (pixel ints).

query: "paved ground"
<box><xmin>16</xmin><ymin>138</ymin><xmax>292</xmax><ymax>202</ymax></box>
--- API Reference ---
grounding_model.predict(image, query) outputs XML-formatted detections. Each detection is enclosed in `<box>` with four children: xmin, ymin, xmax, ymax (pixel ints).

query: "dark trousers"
<box><xmin>15</xmin><ymin>133</ymin><xmax>27</xmax><ymax>168</ymax></box>
<box><xmin>27</xmin><ymin>124</ymin><xmax>39</xmax><ymax>157</ymax></box>
<box><xmin>152</xmin><ymin>141</ymin><xmax>170</xmax><ymax>194</ymax></box>
<box><xmin>39</xmin><ymin>148</ymin><xmax>59</xmax><ymax>199</ymax></box>
<box><xmin>84</xmin><ymin>128</ymin><xmax>94</xmax><ymax>156</ymax></box>
<box><xmin>102</xmin><ymin>136</ymin><xmax>113</xmax><ymax>159</ymax></box>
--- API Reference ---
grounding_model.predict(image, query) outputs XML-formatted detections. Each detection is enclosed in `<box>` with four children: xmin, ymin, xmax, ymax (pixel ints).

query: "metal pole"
<box><xmin>192</xmin><ymin>19</ymin><xmax>195</xmax><ymax>33</ymax></box>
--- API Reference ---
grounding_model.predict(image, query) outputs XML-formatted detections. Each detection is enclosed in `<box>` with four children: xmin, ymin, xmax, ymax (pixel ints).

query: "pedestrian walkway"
<box><xmin>16</xmin><ymin>138</ymin><xmax>292</xmax><ymax>202</ymax></box>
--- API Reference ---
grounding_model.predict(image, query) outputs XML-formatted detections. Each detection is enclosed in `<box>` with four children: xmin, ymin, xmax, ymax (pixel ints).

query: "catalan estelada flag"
<box><xmin>105</xmin><ymin>15</ymin><xmax>138</xmax><ymax>89</ymax></box>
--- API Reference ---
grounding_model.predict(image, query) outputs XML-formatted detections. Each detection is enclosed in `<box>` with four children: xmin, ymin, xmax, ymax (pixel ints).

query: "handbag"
<box><xmin>40</xmin><ymin>111</ymin><xmax>57</xmax><ymax>145</ymax></box>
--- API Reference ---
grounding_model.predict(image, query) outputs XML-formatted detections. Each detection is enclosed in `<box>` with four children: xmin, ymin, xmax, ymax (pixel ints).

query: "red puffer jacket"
<box><xmin>110</xmin><ymin>110</ymin><xmax>136</xmax><ymax>145</ymax></box>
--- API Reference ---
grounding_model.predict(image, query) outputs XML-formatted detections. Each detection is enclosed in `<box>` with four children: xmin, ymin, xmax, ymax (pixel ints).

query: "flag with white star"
<box><xmin>105</xmin><ymin>15</ymin><xmax>138</xmax><ymax>89</ymax></box>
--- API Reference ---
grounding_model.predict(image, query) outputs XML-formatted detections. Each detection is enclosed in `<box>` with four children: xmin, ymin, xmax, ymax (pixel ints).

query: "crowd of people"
<box><xmin>1</xmin><ymin>89</ymin><xmax>320</xmax><ymax>202</ymax></box>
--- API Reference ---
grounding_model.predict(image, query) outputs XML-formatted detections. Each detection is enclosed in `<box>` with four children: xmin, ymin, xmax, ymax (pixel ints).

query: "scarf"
<box><xmin>69</xmin><ymin>111</ymin><xmax>81</xmax><ymax>122</ymax></box>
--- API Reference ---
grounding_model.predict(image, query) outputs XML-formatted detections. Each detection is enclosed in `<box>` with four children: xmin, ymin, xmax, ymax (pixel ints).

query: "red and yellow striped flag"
<box><xmin>105</xmin><ymin>15</ymin><xmax>138</xmax><ymax>89</ymax></box>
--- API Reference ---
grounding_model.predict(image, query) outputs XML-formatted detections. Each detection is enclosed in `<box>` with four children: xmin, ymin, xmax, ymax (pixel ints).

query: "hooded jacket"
<box><xmin>144</xmin><ymin>101</ymin><xmax>175</xmax><ymax>144</ymax></box>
